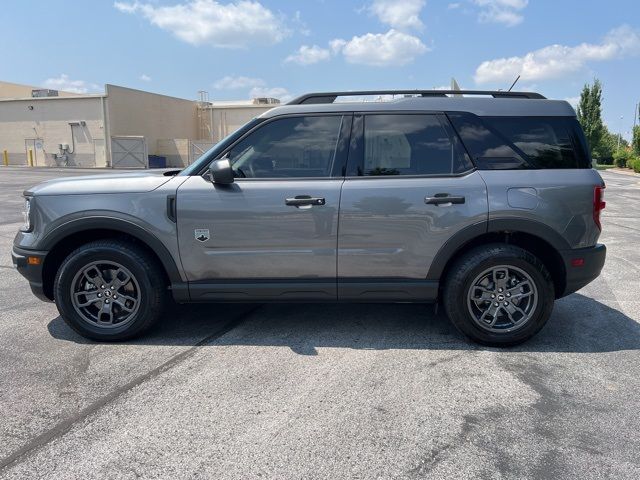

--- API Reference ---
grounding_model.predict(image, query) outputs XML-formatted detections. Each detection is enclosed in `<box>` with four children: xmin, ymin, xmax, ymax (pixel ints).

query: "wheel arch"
<box><xmin>40</xmin><ymin>216</ymin><xmax>182</xmax><ymax>301</ymax></box>
<box><xmin>428</xmin><ymin>219</ymin><xmax>568</xmax><ymax>299</ymax></box>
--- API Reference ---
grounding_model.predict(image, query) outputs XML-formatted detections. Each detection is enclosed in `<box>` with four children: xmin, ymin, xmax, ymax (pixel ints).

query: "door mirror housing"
<box><xmin>208</xmin><ymin>158</ymin><xmax>234</xmax><ymax>184</ymax></box>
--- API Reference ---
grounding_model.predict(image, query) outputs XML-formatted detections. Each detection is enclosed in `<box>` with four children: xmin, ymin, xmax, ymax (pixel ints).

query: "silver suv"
<box><xmin>12</xmin><ymin>90</ymin><xmax>607</xmax><ymax>346</ymax></box>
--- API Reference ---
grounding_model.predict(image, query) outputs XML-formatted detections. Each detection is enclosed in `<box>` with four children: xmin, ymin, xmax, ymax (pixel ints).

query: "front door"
<box><xmin>337</xmin><ymin>113</ymin><xmax>488</xmax><ymax>300</ymax></box>
<box><xmin>176</xmin><ymin>114</ymin><xmax>352</xmax><ymax>301</ymax></box>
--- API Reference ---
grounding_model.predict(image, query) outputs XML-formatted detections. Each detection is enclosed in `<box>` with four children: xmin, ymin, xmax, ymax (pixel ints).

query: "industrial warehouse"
<box><xmin>0</xmin><ymin>80</ymin><xmax>278</xmax><ymax>169</ymax></box>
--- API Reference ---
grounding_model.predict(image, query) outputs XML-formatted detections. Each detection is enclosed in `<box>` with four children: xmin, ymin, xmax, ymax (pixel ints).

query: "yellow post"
<box><xmin>28</xmin><ymin>149</ymin><xmax>34</xmax><ymax>167</ymax></box>
<box><xmin>2</xmin><ymin>150</ymin><xmax>8</xmax><ymax>167</ymax></box>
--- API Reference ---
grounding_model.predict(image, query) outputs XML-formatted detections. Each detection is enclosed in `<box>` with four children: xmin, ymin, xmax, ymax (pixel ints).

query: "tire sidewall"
<box><xmin>55</xmin><ymin>244</ymin><xmax>160</xmax><ymax>340</ymax></box>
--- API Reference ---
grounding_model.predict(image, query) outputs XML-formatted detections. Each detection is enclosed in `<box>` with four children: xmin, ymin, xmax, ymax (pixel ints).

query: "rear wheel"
<box><xmin>443</xmin><ymin>244</ymin><xmax>555</xmax><ymax>346</ymax></box>
<box><xmin>54</xmin><ymin>240</ymin><xmax>166</xmax><ymax>341</ymax></box>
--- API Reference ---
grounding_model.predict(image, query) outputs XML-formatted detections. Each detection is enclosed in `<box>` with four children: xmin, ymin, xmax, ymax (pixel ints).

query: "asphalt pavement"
<box><xmin>0</xmin><ymin>166</ymin><xmax>639</xmax><ymax>479</ymax></box>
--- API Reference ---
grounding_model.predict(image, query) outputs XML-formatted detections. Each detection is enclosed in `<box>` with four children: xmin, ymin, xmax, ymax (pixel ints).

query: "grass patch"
<box><xmin>595</xmin><ymin>164</ymin><xmax>615</xmax><ymax>170</ymax></box>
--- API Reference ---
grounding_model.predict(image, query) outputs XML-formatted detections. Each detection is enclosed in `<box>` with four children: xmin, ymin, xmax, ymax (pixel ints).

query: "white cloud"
<box><xmin>564</xmin><ymin>96</ymin><xmax>580</xmax><ymax>109</ymax></box>
<box><xmin>474</xmin><ymin>25</ymin><xmax>640</xmax><ymax>84</ymax></box>
<box><xmin>473</xmin><ymin>0</ymin><xmax>528</xmax><ymax>27</ymax></box>
<box><xmin>285</xmin><ymin>45</ymin><xmax>331</xmax><ymax>65</ymax></box>
<box><xmin>249</xmin><ymin>86</ymin><xmax>292</xmax><ymax>102</ymax></box>
<box><xmin>42</xmin><ymin>74</ymin><xmax>101</xmax><ymax>94</ymax></box>
<box><xmin>140</xmin><ymin>74</ymin><xmax>152</xmax><ymax>82</ymax></box>
<box><xmin>369</xmin><ymin>0</ymin><xmax>425</xmax><ymax>31</ymax></box>
<box><xmin>213</xmin><ymin>75</ymin><xmax>265</xmax><ymax>89</ymax></box>
<box><xmin>114</xmin><ymin>0</ymin><xmax>289</xmax><ymax>48</ymax></box>
<box><xmin>331</xmin><ymin>29</ymin><xmax>428</xmax><ymax>66</ymax></box>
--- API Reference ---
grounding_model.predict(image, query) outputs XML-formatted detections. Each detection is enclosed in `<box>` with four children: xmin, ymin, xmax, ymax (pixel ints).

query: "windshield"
<box><xmin>179</xmin><ymin>118</ymin><xmax>263</xmax><ymax>176</ymax></box>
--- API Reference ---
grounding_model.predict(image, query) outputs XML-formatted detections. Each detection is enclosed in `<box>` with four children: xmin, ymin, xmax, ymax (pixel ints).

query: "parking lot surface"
<box><xmin>1</xmin><ymin>166</ymin><xmax>639</xmax><ymax>479</ymax></box>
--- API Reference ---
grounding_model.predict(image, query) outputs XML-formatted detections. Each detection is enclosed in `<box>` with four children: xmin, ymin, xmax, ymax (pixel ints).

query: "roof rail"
<box><xmin>288</xmin><ymin>90</ymin><xmax>546</xmax><ymax>105</ymax></box>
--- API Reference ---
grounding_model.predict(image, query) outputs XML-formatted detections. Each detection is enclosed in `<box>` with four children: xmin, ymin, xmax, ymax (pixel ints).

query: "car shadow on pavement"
<box><xmin>47</xmin><ymin>293</ymin><xmax>639</xmax><ymax>354</ymax></box>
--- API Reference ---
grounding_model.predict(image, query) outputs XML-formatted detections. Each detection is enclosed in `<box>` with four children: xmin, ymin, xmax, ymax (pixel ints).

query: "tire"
<box><xmin>54</xmin><ymin>239</ymin><xmax>166</xmax><ymax>341</ymax></box>
<box><xmin>442</xmin><ymin>243</ymin><xmax>555</xmax><ymax>347</ymax></box>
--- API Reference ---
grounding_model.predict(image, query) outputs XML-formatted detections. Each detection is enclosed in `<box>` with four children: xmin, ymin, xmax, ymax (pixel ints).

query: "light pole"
<box><xmin>617</xmin><ymin>115</ymin><xmax>624</xmax><ymax>153</ymax></box>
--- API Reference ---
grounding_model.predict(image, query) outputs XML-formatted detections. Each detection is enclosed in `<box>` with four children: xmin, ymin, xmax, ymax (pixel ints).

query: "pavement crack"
<box><xmin>0</xmin><ymin>305</ymin><xmax>259</xmax><ymax>473</ymax></box>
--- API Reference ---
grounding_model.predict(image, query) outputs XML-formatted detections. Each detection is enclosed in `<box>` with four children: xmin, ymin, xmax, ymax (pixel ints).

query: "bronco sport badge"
<box><xmin>194</xmin><ymin>228</ymin><xmax>210</xmax><ymax>242</ymax></box>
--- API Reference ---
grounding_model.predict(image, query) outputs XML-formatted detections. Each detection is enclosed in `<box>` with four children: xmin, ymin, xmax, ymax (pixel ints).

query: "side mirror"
<box><xmin>208</xmin><ymin>158</ymin><xmax>234</xmax><ymax>184</ymax></box>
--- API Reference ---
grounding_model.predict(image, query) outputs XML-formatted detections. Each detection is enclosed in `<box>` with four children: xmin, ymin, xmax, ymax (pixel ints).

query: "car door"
<box><xmin>176</xmin><ymin>114</ymin><xmax>352</xmax><ymax>301</ymax></box>
<box><xmin>337</xmin><ymin>113</ymin><xmax>488</xmax><ymax>301</ymax></box>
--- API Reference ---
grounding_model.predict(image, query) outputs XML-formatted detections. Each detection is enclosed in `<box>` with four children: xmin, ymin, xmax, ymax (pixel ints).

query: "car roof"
<box><xmin>260</xmin><ymin>96</ymin><xmax>576</xmax><ymax>119</ymax></box>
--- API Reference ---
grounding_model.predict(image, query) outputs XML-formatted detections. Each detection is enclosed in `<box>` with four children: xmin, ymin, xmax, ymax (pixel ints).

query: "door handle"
<box><xmin>425</xmin><ymin>194</ymin><xmax>466</xmax><ymax>205</ymax></box>
<box><xmin>285</xmin><ymin>195</ymin><xmax>326</xmax><ymax>207</ymax></box>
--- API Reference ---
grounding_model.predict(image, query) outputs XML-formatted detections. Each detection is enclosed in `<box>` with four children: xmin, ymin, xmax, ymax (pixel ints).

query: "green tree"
<box><xmin>576</xmin><ymin>79</ymin><xmax>608</xmax><ymax>161</ymax></box>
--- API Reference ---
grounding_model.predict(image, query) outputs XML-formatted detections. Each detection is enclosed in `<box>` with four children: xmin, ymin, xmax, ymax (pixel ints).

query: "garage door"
<box><xmin>111</xmin><ymin>136</ymin><xmax>147</xmax><ymax>169</ymax></box>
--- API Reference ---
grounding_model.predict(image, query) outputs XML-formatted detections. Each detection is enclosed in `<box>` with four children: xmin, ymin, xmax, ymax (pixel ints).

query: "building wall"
<box><xmin>0</xmin><ymin>97</ymin><xmax>106</xmax><ymax>166</ymax></box>
<box><xmin>156</xmin><ymin>138</ymin><xmax>191</xmax><ymax>167</ymax></box>
<box><xmin>106</xmin><ymin>84</ymin><xmax>198</xmax><ymax>160</ymax></box>
<box><xmin>208</xmin><ymin>105</ymin><xmax>274</xmax><ymax>142</ymax></box>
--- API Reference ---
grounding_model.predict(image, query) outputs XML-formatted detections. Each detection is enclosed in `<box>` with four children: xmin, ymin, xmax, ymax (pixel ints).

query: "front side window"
<box><xmin>362</xmin><ymin>114</ymin><xmax>471</xmax><ymax>176</ymax></box>
<box><xmin>227</xmin><ymin>115</ymin><xmax>343</xmax><ymax>178</ymax></box>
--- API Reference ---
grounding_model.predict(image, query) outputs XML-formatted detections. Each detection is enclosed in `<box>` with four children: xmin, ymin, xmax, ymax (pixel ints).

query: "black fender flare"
<box><xmin>39</xmin><ymin>212</ymin><xmax>184</xmax><ymax>285</ymax></box>
<box><xmin>426</xmin><ymin>218</ymin><xmax>570</xmax><ymax>281</ymax></box>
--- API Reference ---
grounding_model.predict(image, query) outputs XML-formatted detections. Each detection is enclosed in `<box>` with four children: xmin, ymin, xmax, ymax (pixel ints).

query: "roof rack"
<box><xmin>288</xmin><ymin>90</ymin><xmax>546</xmax><ymax>105</ymax></box>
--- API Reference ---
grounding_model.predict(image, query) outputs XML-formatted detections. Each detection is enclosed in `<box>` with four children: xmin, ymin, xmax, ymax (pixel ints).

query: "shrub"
<box><xmin>613</xmin><ymin>150</ymin><xmax>632</xmax><ymax>168</ymax></box>
<box><xmin>632</xmin><ymin>157</ymin><xmax>640</xmax><ymax>173</ymax></box>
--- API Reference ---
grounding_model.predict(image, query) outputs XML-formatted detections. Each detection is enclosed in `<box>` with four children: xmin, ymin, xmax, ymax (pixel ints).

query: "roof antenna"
<box><xmin>507</xmin><ymin>75</ymin><xmax>521</xmax><ymax>92</ymax></box>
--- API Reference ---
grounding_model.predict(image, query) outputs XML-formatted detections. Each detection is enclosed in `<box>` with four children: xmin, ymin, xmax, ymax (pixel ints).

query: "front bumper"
<box><xmin>558</xmin><ymin>243</ymin><xmax>606</xmax><ymax>298</ymax></box>
<box><xmin>11</xmin><ymin>246</ymin><xmax>51</xmax><ymax>302</ymax></box>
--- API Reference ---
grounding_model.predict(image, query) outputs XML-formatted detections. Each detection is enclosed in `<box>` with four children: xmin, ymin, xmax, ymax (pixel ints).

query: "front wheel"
<box><xmin>54</xmin><ymin>240</ymin><xmax>166</xmax><ymax>341</ymax></box>
<box><xmin>443</xmin><ymin>244</ymin><xmax>555</xmax><ymax>347</ymax></box>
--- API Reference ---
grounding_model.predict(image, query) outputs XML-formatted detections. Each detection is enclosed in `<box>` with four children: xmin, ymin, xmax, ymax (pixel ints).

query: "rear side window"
<box><xmin>484</xmin><ymin>117</ymin><xmax>588</xmax><ymax>169</ymax></box>
<box><xmin>361</xmin><ymin>114</ymin><xmax>472</xmax><ymax>176</ymax></box>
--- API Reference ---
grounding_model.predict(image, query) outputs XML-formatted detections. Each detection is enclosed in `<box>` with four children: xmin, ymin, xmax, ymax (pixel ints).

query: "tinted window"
<box><xmin>485</xmin><ymin>117</ymin><xmax>583</xmax><ymax>169</ymax></box>
<box><xmin>227</xmin><ymin>116</ymin><xmax>343</xmax><ymax>178</ymax></box>
<box><xmin>362</xmin><ymin>114</ymin><xmax>471</xmax><ymax>176</ymax></box>
<box><xmin>447</xmin><ymin>112</ymin><xmax>529</xmax><ymax>170</ymax></box>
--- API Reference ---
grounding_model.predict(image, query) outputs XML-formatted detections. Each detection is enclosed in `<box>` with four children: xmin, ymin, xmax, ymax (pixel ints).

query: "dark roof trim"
<box><xmin>289</xmin><ymin>90</ymin><xmax>546</xmax><ymax>105</ymax></box>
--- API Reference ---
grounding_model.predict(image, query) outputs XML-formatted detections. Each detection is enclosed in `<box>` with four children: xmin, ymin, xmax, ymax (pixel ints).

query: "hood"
<box><xmin>24</xmin><ymin>170</ymin><xmax>180</xmax><ymax>196</ymax></box>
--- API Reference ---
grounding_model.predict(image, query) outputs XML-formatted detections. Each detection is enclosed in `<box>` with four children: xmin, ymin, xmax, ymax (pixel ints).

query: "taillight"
<box><xmin>593</xmin><ymin>185</ymin><xmax>606</xmax><ymax>231</ymax></box>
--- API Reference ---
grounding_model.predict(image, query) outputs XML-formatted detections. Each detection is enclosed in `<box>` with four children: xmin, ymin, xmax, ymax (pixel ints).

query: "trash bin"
<box><xmin>148</xmin><ymin>155</ymin><xmax>167</xmax><ymax>168</ymax></box>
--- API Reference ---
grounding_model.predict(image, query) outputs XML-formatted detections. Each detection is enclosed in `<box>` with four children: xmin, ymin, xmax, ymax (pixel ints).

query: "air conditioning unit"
<box><xmin>31</xmin><ymin>89</ymin><xmax>59</xmax><ymax>98</ymax></box>
<box><xmin>252</xmin><ymin>97</ymin><xmax>280</xmax><ymax>105</ymax></box>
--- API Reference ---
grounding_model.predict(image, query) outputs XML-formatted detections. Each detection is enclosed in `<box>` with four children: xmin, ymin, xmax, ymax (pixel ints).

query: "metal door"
<box><xmin>189</xmin><ymin>141</ymin><xmax>214</xmax><ymax>165</ymax></box>
<box><xmin>110</xmin><ymin>136</ymin><xmax>147</xmax><ymax>169</ymax></box>
<box><xmin>24</xmin><ymin>139</ymin><xmax>44</xmax><ymax>166</ymax></box>
<box><xmin>176</xmin><ymin>176</ymin><xmax>342</xmax><ymax>300</ymax></box>
<box><xmin>175</xmin><ymin>113</ymin><xmax>351</xmax><ymax>301</ymax></box>
<box><xmin>336</xmin><ymin>112</ymin><xmax>489</xmax><ymax>300</ymax></box>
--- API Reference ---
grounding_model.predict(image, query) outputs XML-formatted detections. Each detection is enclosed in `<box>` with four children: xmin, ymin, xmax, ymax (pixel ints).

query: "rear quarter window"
<box><xmin>447</xmin><ymin>113</ymin><xmax>591</xmax><ymax>170</ymax></box>
<box><xmin>484</xmin><ymin>116</ymin><xmax>590</xmax><ymax>169</ymax></box>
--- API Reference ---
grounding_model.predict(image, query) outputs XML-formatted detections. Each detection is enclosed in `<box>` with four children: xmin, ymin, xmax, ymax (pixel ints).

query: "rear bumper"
<box><xmin>558</xmin><ymin>243</ymin><xmax>606</xmax><ymax>298</ymax></box>
<box><xmin>11</xmin><ymin>246</ymin><xmax>51</xmax><ymax>302</ymax></box>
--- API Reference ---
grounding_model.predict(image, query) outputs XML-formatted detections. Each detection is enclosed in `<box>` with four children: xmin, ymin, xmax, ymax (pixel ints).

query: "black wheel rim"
<box><xmin>466</xmin><ymin>265</ymin><xmax>538</xmax><ymax>333</ymax></box>
<box><xmin>70</xmin><ymin>261</ymin><xmax>141</xmax><ymax>329</ymax></box>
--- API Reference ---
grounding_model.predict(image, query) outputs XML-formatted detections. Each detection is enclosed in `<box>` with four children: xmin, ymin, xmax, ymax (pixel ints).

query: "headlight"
<box><xmin>21</xmin><ymin>197</ymin><xmax>31</xmax><ymax>231</ymax></box>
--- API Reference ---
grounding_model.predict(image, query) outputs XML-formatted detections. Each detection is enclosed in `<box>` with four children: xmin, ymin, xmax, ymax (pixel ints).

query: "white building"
<box><xmin>0</xmin><ymin>81</ymin><xmax>278</xmax><ymax>168</ymax></box>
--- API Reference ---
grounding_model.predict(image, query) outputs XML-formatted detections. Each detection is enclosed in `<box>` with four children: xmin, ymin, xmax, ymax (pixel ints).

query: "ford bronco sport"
<box><xmin>12</xmin><ymin>90</ymin><xmax>607</xmax><ymax>346</ymax></box>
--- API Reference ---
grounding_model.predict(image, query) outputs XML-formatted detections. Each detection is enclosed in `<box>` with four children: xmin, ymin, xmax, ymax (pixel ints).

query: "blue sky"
<box><xmin>2</xmin><ymin>0</ymin><xmax>639</xmax><ymax>138</ymax></box>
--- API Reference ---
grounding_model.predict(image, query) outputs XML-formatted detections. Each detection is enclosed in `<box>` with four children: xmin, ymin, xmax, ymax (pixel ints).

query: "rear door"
<box><xmin>337</xmin><ymin>113</ymin><xmax>488</xmax><ymax>300</ymax></box>
<box><xmin>176</xmin><ymin>114</ymin><xmax>352</xmax><ymax>301</ymax></box>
